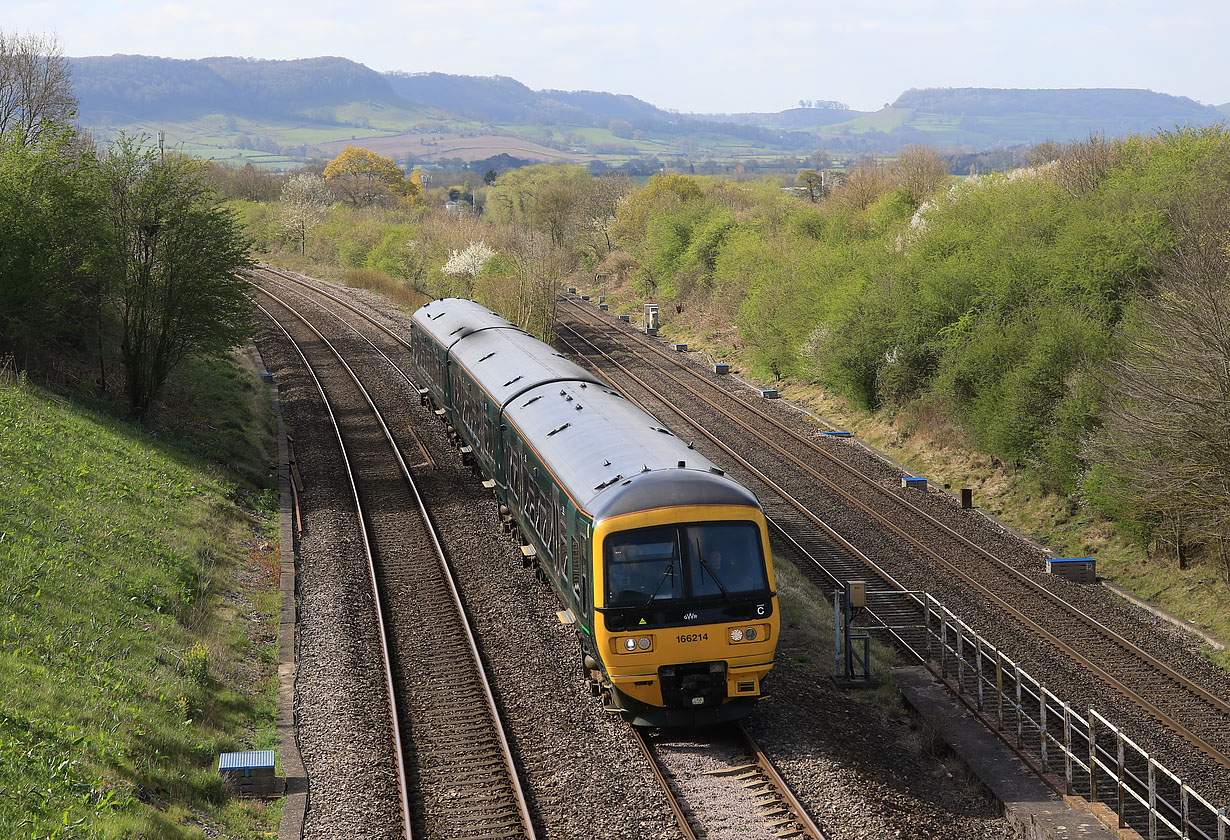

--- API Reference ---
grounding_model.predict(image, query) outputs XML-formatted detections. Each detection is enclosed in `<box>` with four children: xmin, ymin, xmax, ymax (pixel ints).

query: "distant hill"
<box><xmin>892</xmin><ymin>87</ymin><xmax>1216</xmax><ymax>120</ymax></box>
<box><xmin>64</xmin><ymin>56</ymin><xmax>1228</xmax><ymax>170</ymax></box>
<box><xmin>71</xmin><ymin>55</ymin><xmax>405</xmax><ymax>120</ymax></box>
<box><xmin>383</xmin><ymin>71</ymin><xmax>672</xmax><ymax>126</ymax></box>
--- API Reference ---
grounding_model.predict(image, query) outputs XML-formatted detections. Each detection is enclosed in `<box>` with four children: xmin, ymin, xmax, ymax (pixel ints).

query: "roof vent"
<box><xmin>547</xmin><ymin>422</ymin><xmax>572</xmax><ymax>437</ymax></box>
<box><xmin>503</xmin><ymin>375</ymin><xmax>523</xmax><ymax>387</ymax></box>
<box><xmin>709</xmin><ymin>467</ymin><xmax>725</xmax><ymax>476</ymax></box>
<box><xmin>580</xmin><ymin>383</ymin><xmax>588</xmax><ymax>388</ymax></box>
<box><xmin>687</xmin><ymin>441</ymin><xmax>695</xmax><ymax>449</ymax></box>
<box><xmin>575</xmin><ymin>404</ymin><xmax>583</xmax><ymax>410</ymax></box>
<box><xmin>478</xmin><ymin>352</ymin><xmax>496</xmax><ymax>362</ymax></box>
<box><xmin>449</xmin><ymin>326</ymin><xmax>465</xmax><ymax>335</ymax></box>
<box><xmin>603</xmin><ymin>459</ymin><xmax>611</xmax><ymax>466</ymax></box>
<box><xmin>641</xmin><ymin>465</ymin><xmax>651</xmax><ymax>473</ymax></box>
<box><xmin>677</xmin><ymin>460</ymin><xmax>686</xmax><ymax>468</ymax></box>
<box><xmin>523</xmin><ymin>395</ymin><xmax>542</xmax><ymax>407</ymax></box>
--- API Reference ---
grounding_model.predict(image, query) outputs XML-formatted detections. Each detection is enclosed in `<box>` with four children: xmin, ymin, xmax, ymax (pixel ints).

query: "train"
<box><xmin>408</xmin><ymin>298</ymin><xmax>779</xmax><ymax>727</ymax></box>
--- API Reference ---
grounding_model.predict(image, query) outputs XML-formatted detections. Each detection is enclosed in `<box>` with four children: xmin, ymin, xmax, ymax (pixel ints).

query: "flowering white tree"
<box><xmin>441</xmin><ymin>240</ymin><xmax>495</xmax><ymax>283</ymax></box>
<box><xmin>280</xmin><ymin>173</ymin><xmax>331</xmax><ymax>255</ymax></box>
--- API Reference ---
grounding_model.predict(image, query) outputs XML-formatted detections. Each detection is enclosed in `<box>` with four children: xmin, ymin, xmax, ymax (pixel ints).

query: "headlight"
<box><xmin>744</xmin><ymin>627</ymin><xmax>757</xmax><ymax>641</ymax></box>
<box><xmin>624</xmin><ymin>637</ymin><xmax>637</xmax><ymax>651</ymax></box>
<box><xmin>637</xmin><ymin>636</ymin><xmax>651</xmax><ymax>650</ymax></box>
<box><xmin>729</xmin><ymin>628</ymin><xmax>744</xmax><ymax>642</ymax></box>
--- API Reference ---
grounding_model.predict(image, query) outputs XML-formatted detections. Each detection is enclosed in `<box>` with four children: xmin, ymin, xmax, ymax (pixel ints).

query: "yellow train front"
<box><xmin>588</xmin><ymin>473</ymin><xmax>779</xmax><ymax>727</ymax></box>
<box><xmin>408</xmin><ymin>297</ymin><xmax>778</xmax><ymax>727</ymax></box>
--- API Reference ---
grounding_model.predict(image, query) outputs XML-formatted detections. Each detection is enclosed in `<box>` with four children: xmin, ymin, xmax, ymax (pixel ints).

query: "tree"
<box><xmin>323</xmin><ymin>146</ymin><xmax>420</xmax><ymax>206</ymax></box>
<box><xmin>888</xmin><ymin>145</ymin><xmax>950</xmax><ymax>206</ymax></box>
<box><xmin>103</xmin><ymin>137</ymin><xmax>253</xmax><ymax>418</ymax></box>
<box><xmin>0</xmin><ymin>126</ymin><xmax>107</xmax><ymax>368</ymax></box>
<box><xmin>0</xmin><ymin>30</ymin><xmax>76</xmax><ymax>147</ymax></box>
<box><xmin>1084</xmin><ymin>198</ymin><xmax>1230</xmax><ymax>575</ymax></box>
<box><xmin>280</xmin><ymin>172</ymin><xmax>331</xmax><ymax>255</ymax></box>
<box><xmin>796</xmin><ymin>169</ymin><xmax>826</xmax><ymax>202</ymax></box>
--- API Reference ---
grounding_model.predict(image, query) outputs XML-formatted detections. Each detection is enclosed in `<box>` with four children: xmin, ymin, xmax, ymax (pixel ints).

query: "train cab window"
<box><xmin>605</xmin><ymin>528</ymin><xmax>683</xmax><ymax>607</ymax></box>
<box><xmin>604</xmin><ymin>522</ymin><xmax>767</xmax><ymax>608</ymax></box>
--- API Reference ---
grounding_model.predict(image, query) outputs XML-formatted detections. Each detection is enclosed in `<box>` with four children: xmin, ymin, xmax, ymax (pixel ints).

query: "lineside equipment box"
<box><xmin>1047</xmin><ymin>557</ymin><xmax>1097</xmax><ymax>583</ymax></box>
<box><xmin>219</xmin><ymin>750</ymin><xmax>280</xmax><ymax>797</ymax></box>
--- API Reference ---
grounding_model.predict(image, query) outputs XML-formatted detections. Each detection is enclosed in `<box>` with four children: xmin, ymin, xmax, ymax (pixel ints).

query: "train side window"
<box><xmin>578</xmin><ymin>532</ymin><xmax>589</xmax><ymax>617</ymax></box>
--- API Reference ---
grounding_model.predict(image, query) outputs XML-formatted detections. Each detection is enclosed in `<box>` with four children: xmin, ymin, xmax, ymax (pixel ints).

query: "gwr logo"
<box><xmin>683</xmin><ymin>612</ymin><xmax>698</xmax><ymax>621</ymax></box>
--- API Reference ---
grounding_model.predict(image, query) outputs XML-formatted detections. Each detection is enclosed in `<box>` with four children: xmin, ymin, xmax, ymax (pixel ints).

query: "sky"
<box><xmin>9</xmin><ymin>0</ymin><xmax>1230</xmax><ymax>113</ymax></box>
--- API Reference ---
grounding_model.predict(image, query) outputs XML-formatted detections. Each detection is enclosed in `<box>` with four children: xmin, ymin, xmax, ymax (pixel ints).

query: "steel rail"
<box><xmin>254</xmin><ymin>299</ymin><xmax>414</xmax><ymax>838</ymax></box>
<box><xmin>629</xmin><ymin>727</ymin><xmax>699</xmax><ymax>840</ymax></box>
<box><xmin>558</xmin><ymin>300</ymin><xmax>1230</xmax><ymax>769</ymax></box>
<box><xmin>253</xmin><ymin>284</ymin><xmax>538</xmax><ymax>838</ymax></box>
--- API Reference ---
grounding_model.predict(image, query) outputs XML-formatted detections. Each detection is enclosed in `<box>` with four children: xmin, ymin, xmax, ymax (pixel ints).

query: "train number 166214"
<box><xmin>676</xmin><ymin>632</ymin><xmax>708</xmax><ymax>643</ymax></box>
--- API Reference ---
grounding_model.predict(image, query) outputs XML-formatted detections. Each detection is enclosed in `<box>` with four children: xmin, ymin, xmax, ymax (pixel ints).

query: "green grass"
<box><xmin>0</xmin><ymin>355</ymin><xmax>281</xmax><ymax>838</ymax></box>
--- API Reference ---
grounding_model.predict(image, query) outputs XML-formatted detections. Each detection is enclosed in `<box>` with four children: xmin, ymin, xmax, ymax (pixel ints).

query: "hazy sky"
<box><xmin>10</xmin><ymin>0</ymin><xmax>1230</xmax><ymax>113</ymax></box>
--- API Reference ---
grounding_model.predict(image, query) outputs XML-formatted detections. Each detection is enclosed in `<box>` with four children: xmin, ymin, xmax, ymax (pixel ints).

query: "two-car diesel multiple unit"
<box><xmin>409</xmin><ymin>298</ymin><xmax>779</xmax><ymax>726</ymax></box>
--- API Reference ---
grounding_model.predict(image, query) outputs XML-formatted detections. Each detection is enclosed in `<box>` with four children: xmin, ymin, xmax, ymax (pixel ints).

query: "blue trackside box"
<box><xmin>901</xmin><ymin>477</ymin><xmax>928</xmax><ymax>490</ymax></box>
<box><xmin>1047</xmin><ymin>557</ymin><xmax>1097</xmax><ymax>583</ymax></box>
<box><xmin>714</xmin><ymin>363</ymin><xmax>730</xmax><ymax>374</ymax></box>
<box><xmin>760</xmin><ymin>389</ymin><xmax>779</xmax><ymax>399</ymax></box>
<box><xmin>674</xmin><ymin>343</ymin><xmax>688</xmax><ymax>352</ymax></box>
<box><xmin>219</xmin><ymin>750</ymin><xmax>280</xmax><ymax>797</ymax></box>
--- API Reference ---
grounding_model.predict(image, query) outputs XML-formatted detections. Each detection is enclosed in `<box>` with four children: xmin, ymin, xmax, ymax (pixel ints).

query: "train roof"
<box><xmin>412</xmin><ymin>298</ymin><xmax>762</xmax><ymax>522</ymax></box>
<box><xmin>412</xmin><ymin>297</ymin><xmax>520</xmax><ymax>350</ymax></box>
<box><xmin>450</xmin><ymin>322</ymin><xmax>604</xmax><ymax>406</ymax></box>
<box><xmin>503</xmin><ymin>380</ymin><xmax>761</xmax><ymax>521</ymax></box>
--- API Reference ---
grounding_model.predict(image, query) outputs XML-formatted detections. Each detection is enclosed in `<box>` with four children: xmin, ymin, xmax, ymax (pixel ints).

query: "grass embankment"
<box><xmin>0</xmin><ymin>352</ymin><xmax>282</xmax><ymax>839</ymax></box>
<box><xmin>622</xmin><ymin>309</ymin><xmax>1230</xmax><ymax>673</ymax></box>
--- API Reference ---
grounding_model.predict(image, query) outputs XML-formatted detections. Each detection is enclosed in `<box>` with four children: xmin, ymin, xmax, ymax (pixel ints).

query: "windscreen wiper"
<box><xmin>642</xmin><ymin>553</ymin><xmax>678</xmax><ymax>607</ymax></box>
<box><xmin>694</xmin><ymin>537</ymin><xmax>731</xmax><ymax>600</ymax></box>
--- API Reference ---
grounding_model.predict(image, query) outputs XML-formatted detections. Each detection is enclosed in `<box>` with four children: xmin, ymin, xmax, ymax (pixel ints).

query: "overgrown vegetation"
<box><xmin>0</xmin><ymin>356</ymin><xmax>281</xmax><ymax>838</ymax></box>
<box><xmin>1</xmin><ymin>29</ymin><xmax>281</xmax><ymax>837</ymax></box>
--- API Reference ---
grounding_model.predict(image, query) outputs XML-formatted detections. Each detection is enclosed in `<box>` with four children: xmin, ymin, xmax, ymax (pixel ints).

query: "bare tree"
<box><xmin>0</xmin><ymin>30</ymin><xmax>77</xmax><ymax>145</ymax></box>
<box><xmin>1085</xmin><ymin>196</ymin><xmax>1230</xmax><ymax>575</ymax></box>
<box><xmin>506</xmin><ymin>229</ymin><xmax>566</xmax><ymax>342</ymax></box>
<box><xmin>888</xmin><ymin>145</ymin><xmax>951</xmax><ymax>206</ymax></box>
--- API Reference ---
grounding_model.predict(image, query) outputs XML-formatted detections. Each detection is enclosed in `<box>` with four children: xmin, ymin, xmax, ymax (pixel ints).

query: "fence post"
<box><xmin>975</xmin><ymin>637</ymin><xmax>985</xmax><ymax>711</ymax></box>
<box><xmin>1116</xmin><ymin>731</ymin><xmax>1125</xmax><ymax>829</ymax></box>
<box><xmin>924</xmin><ymin>601</ymin><xmax>932</xmax><ymax>663</ymax></box>
<box><xmin>1216</xmin><ymin>806</ymin><xmax>1225</xmax><ymax>840</ymax></box>
<box><xmin>1063</xmin><ymin>702</ymin><xmax>1073</xmax><ymax>795</ymax></box>
<box><xmin>1016</xmin><ymin>676</ymin><xmax>1024</xmax><ymax>749</ymax></box>
<box><xmin>833</xmin><ymin>592</ymin><xmax>842</xmax><ymax>676</ymax></box>
<box><xmin>956</xmin><ymin>624</ymin><xmax>965</xmax><ymax>692</ymax></box>
<box><xmin>1147</xmin><ymin>758</ymin><xmax>1157</xmax><ymax>840</ymax></box>
<box><xmin>1181</xmin><ymin>783</ymin><xmax>1189</xmax><ymax>840</ymax></box>
<box><xmin>1039</xmin><ymin>684</ymin><xmax>1048</xmax><ymax>771</ymax></box>
<box><xmin>1088</xmin><ymin>712</ymin><xmax>1098</xmax><ymax>803</ymax></box>
<box><xmin>940</xmin><ymin>615</ymin><xmax>948</xmax><ymax>679</ymax></box>
<box><xmin>995</xmin><ymin>650</ymin><xmax>1004</xmax><ymax>730</ymax></box>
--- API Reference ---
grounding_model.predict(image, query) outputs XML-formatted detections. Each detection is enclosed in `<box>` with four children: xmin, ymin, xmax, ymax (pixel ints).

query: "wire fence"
<box><xmin>836</xmin><ymin>589</ymin><xmax>1229</xmax><ymax>840</ymax></box>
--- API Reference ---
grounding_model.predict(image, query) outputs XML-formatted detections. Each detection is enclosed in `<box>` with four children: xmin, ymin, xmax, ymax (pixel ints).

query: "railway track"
<box><xmin>250</xmin><ymin>265</ymin><xmax>1226</xmax><ymax>835</ymax></box>
<box><xmin>252</xmin><ymin>280</ymin><xmax>536</xmax><ymax>840</ymax></box>
<box><xmin>553</xmin><ymin>297</ymin><xmax>1230</xmax><ymax>772</ymax></box>
<box><xmin>634</xmin><ymin>723</ymin><xmax>829</xmax><ymax>840</ymax></box>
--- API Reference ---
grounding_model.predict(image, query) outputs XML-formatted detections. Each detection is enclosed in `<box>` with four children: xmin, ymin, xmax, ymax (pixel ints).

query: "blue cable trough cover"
<box><xmin>219</xmin><ymin>750</ymin><xmax>275</xmax><ymax>777</ymax></box>
<box><xmin>822</xmin><ymin>430</ymin><xmax>852</xmax><ymax>437</ymax></box>
<box><xmin>901</xmin><ymin>477</ymin><xmax>928</xmax><ymax>490</ymax></box>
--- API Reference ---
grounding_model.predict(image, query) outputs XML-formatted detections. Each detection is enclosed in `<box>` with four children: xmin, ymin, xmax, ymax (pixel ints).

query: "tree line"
<box><xmin>0</xmin><ymin>30</ymin><xmax>252</xmax><ymax>418</ymax></box>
